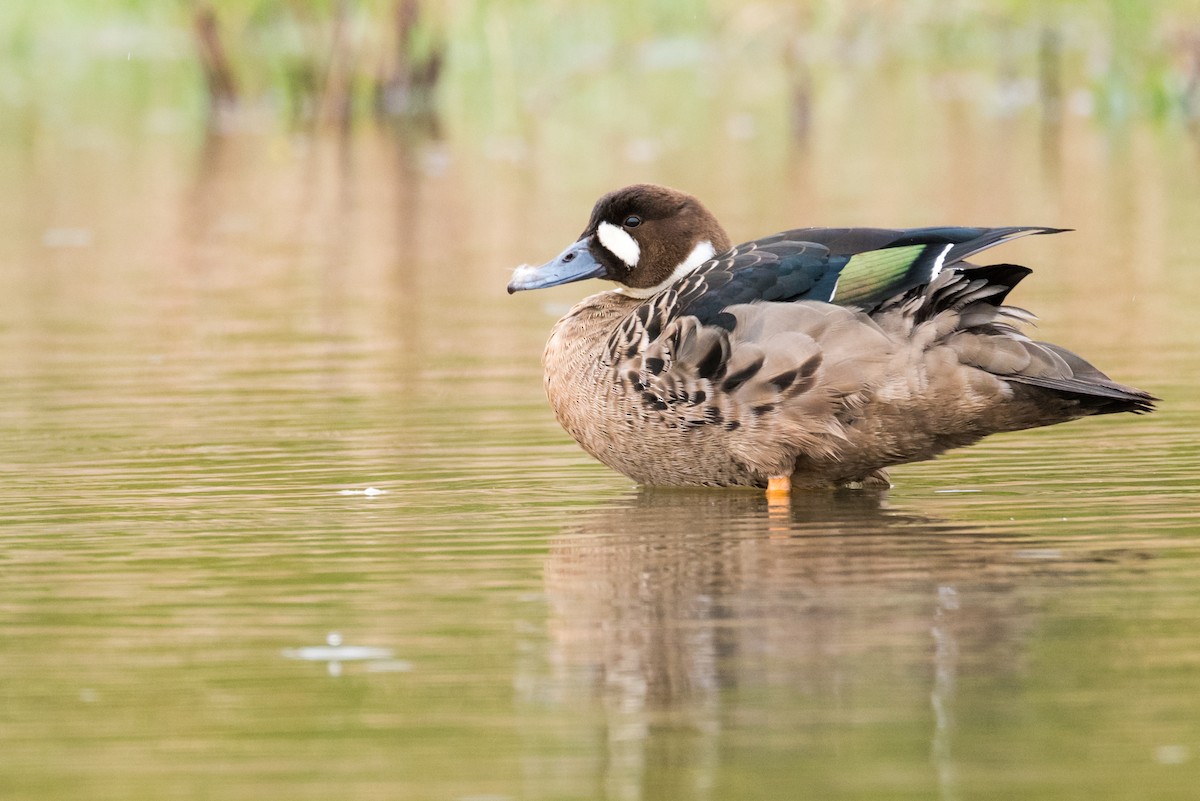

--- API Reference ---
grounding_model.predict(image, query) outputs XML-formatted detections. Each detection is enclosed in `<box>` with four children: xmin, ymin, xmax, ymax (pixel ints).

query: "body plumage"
<box><xmin>510</xmin><ymin>185</ymin><xmax>1154</xmax><ymax>492</ymax></box>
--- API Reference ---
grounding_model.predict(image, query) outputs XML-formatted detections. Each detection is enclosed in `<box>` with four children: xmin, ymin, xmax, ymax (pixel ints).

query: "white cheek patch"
<box><xmin>597</xmin><ymin>221</ymin><xmax>641</xmax><ymax>268</ymax></box>
<box><xmin>615</xmin><ymin>239</ymin><xmax>716</xmax><ymax>299</ymax></box>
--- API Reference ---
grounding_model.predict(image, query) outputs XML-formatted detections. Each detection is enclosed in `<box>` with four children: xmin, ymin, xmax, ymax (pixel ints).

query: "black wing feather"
<box><xmin>638</xmin><ymin>226</ymin><xmax>1064</xmax><ymax>332</ymax></box>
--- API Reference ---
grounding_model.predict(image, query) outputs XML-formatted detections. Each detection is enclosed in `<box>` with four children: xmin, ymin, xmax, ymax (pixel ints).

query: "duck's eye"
<box><xmin>623</xmin><ymin>215</ymin><xmax>642</xmax><ymax>228</ymax></box>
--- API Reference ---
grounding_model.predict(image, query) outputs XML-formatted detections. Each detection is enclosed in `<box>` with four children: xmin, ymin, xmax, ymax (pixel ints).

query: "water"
<box><xmin>4</xmin><ymin>56</ymin><xmax>1200</xmax><ymax>801</ymax></box>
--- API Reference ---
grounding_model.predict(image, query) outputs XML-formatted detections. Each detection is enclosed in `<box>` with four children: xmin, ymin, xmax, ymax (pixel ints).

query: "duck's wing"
<box><xmin>603</xmin><ymin>226</ymin><xmax>1064</xmax><ymax>379</ymax></box>
<box><xmin>672</xmin><ymin>226</ymin><xmax>1065</xmax><ymax>327</ymax></box>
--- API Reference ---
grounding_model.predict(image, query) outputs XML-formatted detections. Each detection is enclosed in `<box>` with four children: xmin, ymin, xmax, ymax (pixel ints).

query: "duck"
<box><xmin>508</xmin><ymin>184</ymin><xmax>1155</xmax><ymax>497</ymax></box>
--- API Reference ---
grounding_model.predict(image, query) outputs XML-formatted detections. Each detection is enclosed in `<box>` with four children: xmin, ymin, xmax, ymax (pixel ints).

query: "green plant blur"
<box><xmin>2</xmin><ymin>0</ymin><xmax>1198</xmax><ymax>136</ymax></box>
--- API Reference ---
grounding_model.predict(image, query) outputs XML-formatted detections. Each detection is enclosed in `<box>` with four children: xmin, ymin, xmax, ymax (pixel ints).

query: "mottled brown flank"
<box><xmin>536</xmin><ymin>185</ymin><xmax>1155</xmax><ymax>489</ymax></box>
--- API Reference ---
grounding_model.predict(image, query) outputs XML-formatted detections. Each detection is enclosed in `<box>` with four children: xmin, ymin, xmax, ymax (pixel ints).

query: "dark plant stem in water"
<box><xmin>374</xmin><ymin>0</ymin><xmax>444</xmax><ymax>121</ymax></box>
<box><xmin>194</xmin><ymin>6</ymin><xmax>238</xmax><ymax>114</ymax></box>
<box><xmin>317</xmin><ymin>0</ymin><xmax>357</xmax><ymax>129</ymax></box>
<box><xmin>191</xmin><ymin>0</ymin><xmax>444</xmax><ymax>131</ymax></box>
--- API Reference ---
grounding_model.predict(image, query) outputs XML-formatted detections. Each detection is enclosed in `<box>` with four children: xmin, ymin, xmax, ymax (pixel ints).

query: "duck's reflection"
<box><xmin>534</xmin><ymin>489</ymin><xmax>1043</xmax><ymax>800</ymax></box>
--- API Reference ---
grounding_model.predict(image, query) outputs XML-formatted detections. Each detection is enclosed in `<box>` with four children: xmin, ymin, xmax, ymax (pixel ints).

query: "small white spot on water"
<box><xmin>337</xmin><ymin>487</ymin><xmax>386</xmax><ymax>496</ymax></box>
<box><xmin>934</xmin><ymin>489</ymin><xmax>982</xmax><ymax>494</ymax></box>
<box><xmin>1014</xmin><ymin>549</ymin><xmax>1062</xmax><ymax>560</ymax></box>
<box><xmin>282</xmin><ymin>631</ymin><xmax>397</xmax><ymax>676</ymax></box>
<box><xmin>364</xmin><ymin>660</ymin><xmax>415</xmax><ymax>673</ymax></box>
<box><xmin>282</xmin><ymin>644</ymin><xmax>394</xmax><ymax>661</ymax></box>
<box><xmin>1155</xmin><ymin>745</ymin><xmax>1189</xmax><ymax>765</ymax></box>
<box><xmin>42</xmin><ymin>228</ymin><xmax>93</xmax><ymax>248</ymax></box>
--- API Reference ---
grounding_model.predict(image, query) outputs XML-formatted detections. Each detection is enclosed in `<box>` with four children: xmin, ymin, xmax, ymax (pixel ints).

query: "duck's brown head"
<box><xmin>508</xmin><ymin>184</ymin><xmax>732</xmax><ymax>297</ymax></box>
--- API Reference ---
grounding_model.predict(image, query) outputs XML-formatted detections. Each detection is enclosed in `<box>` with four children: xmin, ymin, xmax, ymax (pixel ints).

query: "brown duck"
<box><xmin>508</xmin><ymin>184</ymin><xmax>1155</xmax><ymax>496</ymax></box>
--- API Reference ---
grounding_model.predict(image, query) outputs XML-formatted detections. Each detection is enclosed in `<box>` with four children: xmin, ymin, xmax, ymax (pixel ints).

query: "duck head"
<box><xmin>508</xmin><ymin>184</ymin><xmax>733</xmax><ymax>298</ymax></box>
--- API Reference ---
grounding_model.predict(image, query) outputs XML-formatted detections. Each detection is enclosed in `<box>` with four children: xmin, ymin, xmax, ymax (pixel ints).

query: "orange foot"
<box><xmin>765</xmin><ymin>475</ymin><xmax>791</xmax><ymax>504</ymax></box>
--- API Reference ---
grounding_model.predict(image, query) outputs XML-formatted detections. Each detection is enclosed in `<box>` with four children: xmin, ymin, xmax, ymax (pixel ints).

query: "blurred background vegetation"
<box><xmin>3</xmin><ymin>0</ymin><xmax>1198</xmax><ymax>143</ymax></box>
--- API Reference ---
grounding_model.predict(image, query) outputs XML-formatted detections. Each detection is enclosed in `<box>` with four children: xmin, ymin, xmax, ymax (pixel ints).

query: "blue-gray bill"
<box><xmin>508</xmin><ymin>239</ymin><xmax>605</xmax><ymax>293</ymax></box>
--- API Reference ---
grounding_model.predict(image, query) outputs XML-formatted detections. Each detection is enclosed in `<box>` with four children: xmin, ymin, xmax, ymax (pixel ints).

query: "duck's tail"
<box><xmin>1000</xmin><ymin>341</ymin><xmax>1156</xmax><ymax>415</ymax></box>
<box><xmin>906</xmin><ymin>262</ymin><xmax>1158</xmax><ymax>419</ymax></box>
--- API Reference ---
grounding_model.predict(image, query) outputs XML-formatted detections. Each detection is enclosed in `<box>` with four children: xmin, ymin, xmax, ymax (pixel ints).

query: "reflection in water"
<box><xmin>539</xmin><ymin>490</ymin><xmax>1050</xmax><ymax>800</ymax></box>
<box><xmin>931</xmin><ymin>584</ymin><xmax>960</xmax><ymax>801</ymax></box>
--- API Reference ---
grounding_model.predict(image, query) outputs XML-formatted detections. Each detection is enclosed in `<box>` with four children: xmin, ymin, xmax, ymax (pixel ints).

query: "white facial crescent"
<box><xmin>597</xmin><ymin>221</ymin><xmax>641</xmax><ymax>268</ymax></box>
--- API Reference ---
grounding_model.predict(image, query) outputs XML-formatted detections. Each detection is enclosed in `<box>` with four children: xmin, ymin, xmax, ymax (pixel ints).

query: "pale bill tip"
<box><xmin>510</xmin><ymin>263</ymin><xmax>538</xmax><ymax>281</ymax></box>
<box><xmin>507</xmin><ymin>263</ymin><xmax>540</xmax><ymax>292</ymax></box>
